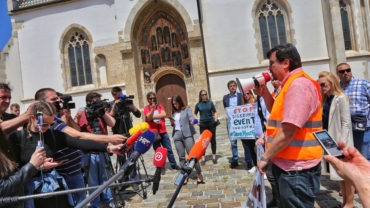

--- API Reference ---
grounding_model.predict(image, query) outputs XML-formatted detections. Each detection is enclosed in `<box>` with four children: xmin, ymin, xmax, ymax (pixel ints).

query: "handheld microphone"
<box><xmin>77</xmin><ymin>130</ymin><xmax>155</xmax><ymax>208</ymax></box>
<box><xmin>36</xmin><ymin>111</ymin><xmax>43</xmax><ymax>147</ymax></box>
<box><xmin>152</xmin><ymin>147</ymin><xmax>168</xmax><ymax>195</ymax></box>
<box><xmin>193</xmin><ymin>118</ymin><xmax>199</xmax><ymax>125</ymax></box>
<box><xmin>119</xmin><ymin>122</ymin><xmax>149</xmax><ymax>154</ymax></box>
<box><xmin>169</xmin><ymin>130</ymin><xmax>213</xmax><ymax>208</ymax></box>
<box><xmin>118</xmin><ymin>130</ymin><xmax>155</xmax><ymax>182</ymax></box>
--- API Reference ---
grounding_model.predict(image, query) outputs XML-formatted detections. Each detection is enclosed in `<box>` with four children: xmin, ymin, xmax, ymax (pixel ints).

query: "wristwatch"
<box><xmin>260</xmin><ymin>155</ymin><xmax>270</xmax><ymax>162</ymax></box>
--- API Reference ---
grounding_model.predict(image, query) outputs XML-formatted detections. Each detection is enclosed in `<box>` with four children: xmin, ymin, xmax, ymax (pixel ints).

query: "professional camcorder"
<box><xmin>85</xmin><ymin>99</ymin><xmax>110</xmax><ymax>119</ymax></box>
<box><xmin>54</xmin><ymin>92</ymin><xmax>76</xmax><ymax>111</ymax></box>
<box><xmin>116</xmin><ymin>94</ymin><xmax>134</xmax><ymax>109</ymax></box>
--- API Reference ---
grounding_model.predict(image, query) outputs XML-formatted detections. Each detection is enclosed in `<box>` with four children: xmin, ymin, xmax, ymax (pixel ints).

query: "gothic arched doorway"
<box><xmin>156</xmin><ymin>74</ymin><xmax>187</xmax><ymax>117</ymax></box>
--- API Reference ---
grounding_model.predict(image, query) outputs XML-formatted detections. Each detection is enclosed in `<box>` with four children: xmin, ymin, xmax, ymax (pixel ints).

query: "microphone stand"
<box><xmin>167</xmin><ymin>157</ymin><xmax>197</xmax><ymax>208</ymax></box>
<box><xmin>76</xmin><ymin>160</ymin><xmax>137</xmax><ymax>208</ymax></box>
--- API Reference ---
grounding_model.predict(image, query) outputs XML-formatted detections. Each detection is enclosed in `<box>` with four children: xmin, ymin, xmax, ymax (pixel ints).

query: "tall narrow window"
<box><xmin>67</xmin><ymin>32</ymin><xmax>92</xmax><ymax>87</ymax></box>
<box><xmin>339</xmin><ymin>0</ymin><xmax>352</xmax><ymax>50</ymax></box>
<box><xmin>258</xmin><ymin>0</ymin><xmax>287</xmax><ymax>59</ymax></box>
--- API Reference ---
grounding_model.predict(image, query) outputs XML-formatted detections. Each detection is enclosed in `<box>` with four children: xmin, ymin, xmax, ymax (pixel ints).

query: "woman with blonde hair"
<box><xmin>242</xmin><ymin>89</ymin><xmax>256</xmax><ymax>105</ymax></box>
<box><xmin>318</xmin><ymin>71</ymin><xmax>354</xmax><ymax>208</ymax></box>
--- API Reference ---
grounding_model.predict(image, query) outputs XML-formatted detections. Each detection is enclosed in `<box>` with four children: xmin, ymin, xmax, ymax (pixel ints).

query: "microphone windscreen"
<box><xmin>153</xmin><ymin>147</ymin><xmax>167</xmax><ymax>168</ymax></box>
<box><xmin>118</xmin><ymin>94</ymin><xmax>127</xmax><ymax>99</ymax></box>
<box><xmin>134</xmin><ymin>130</ymin><xmax>155</xmax><ymax>154</ymax></box>
<box><xmin>186</xmin><ymin>130</ymin><xmax>212</xmax><ymax>161</ymax></box>
<box><xmin>129</xmin><ymin>122</ymin><xmax>149</xmax><ymax>135</ymax></box>
<box><xmin>126</xmin><ymin>130</ymin><xmax>144</xmax><ymax>146</ymax></box>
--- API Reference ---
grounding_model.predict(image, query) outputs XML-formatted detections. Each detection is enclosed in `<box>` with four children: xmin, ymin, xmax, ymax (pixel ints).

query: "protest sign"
<box><xmin>225</xmin><ymin>104</ymin><xmax>255</xmax><ymax>140</ymax></box>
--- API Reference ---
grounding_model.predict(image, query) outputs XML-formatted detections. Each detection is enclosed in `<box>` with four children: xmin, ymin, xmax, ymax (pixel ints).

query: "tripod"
<box><xmin>113</xmin><ymin>106</ymin><xmax>150</xmax><ymax>198</ymax></box>
<box><xmin>84</xmin><ymin>118</ymin><xmax>124</xmax><ymax>207</ymax></box>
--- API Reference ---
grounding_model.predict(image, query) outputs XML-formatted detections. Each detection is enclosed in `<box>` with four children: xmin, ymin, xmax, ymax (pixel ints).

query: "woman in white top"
<box><xmin>170</xmin><ymin>95</ymin><xmax>204</xmax><ymax>185</ymax></box>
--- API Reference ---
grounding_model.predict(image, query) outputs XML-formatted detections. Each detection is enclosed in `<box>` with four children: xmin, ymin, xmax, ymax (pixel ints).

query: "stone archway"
<box><xmin>156</xmin><ymin>73</ymin><xmax>187</xmax><ymax>116</ymax></box>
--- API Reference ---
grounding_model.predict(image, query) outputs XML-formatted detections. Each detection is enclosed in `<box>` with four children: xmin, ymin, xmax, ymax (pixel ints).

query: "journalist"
<box><xmin>77</xmin><ymin>92</ymin><xmax>117</xmax><ymax>208</ymax></box>
<box><xmin>109</xmin><ymin>86</ymin><xmax>141</xmax><ymax>191</ymax></box>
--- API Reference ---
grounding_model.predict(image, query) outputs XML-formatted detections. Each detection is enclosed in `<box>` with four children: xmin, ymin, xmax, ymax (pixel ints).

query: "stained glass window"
<box><xmin>67</xmin><ymin>32</ymin><xmax>92</xmax><ymax>87</ymax></box>
<box><xmin>258</xmin><ymin>1</ymin><xmax>287</xmax><ymax>59</ymax></box>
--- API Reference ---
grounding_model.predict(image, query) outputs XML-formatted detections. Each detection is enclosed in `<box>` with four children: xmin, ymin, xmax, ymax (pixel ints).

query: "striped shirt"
<box><xmin>340</xmin><ymin>77</ymin><xmax>370</xmax><ymax>127</ymax></box>
<box><xmin>52</xmin><ymin>117</ymin><xmax>83</xmax><ymax>177</ymax></box>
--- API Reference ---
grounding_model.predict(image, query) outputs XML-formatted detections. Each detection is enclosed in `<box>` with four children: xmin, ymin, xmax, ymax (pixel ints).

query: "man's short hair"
<box><xmin>227</xmin><ymin>80</ymin><xmax>237</xmax><ymax>88</ymax></box>
<box><xmin>336</xmin><ymin>63</ymin><xmax>350</xmax><ymax>71</ymax></box>
<box><xmin>146</xmin><ymin>91</ymin><xmax>156</xmax><ymax>99</ymax></box>
<box><xmin>0</xmin><ymin>82</ymin><xmax>12</xmax><ymax>91</ymax></box>
<box><xmin>111</xmin><ymin>87</ymin><xmax>122</xmax><ymax>94</ymax></box>
<box><xmin>86</xmin><ymin>92</ymin><xmax>102</xmax><ymax>103</ymax></box>
<box><xmin>267</xmin><ymin>43</ymin><xmax>302</xmax><ymax>72</ymax></box>
<box><xmin>10</xmin><ymin>103</ymin><xmax>20</xmax><ymax>109</ymax></box>
<box><xmin>34</xmin><ymin>88</ymin><xmax>56</xmax><ymax>101</ymax></box>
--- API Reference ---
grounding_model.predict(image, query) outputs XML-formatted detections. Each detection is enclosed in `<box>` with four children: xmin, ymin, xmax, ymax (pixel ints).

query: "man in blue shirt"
<box><xmin>337</xmin><ymin>63</ymin><xmax>370</xmax><ymax>161</ymax></box>
<box><xmin>223</xmin><ymin>80</ymin><xmax>253</xmax><ymax>169</ymax></box>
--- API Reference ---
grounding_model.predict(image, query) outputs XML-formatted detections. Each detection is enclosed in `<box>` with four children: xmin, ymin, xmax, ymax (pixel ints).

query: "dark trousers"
<box><xmin>241</xmin><ymin>139</ymin><xmax>257</xmax><ymax>166</ymax></box>
<box><xmin>199</xmin><ymin>120</ymin><xmax>217</xmax><ymax>154</ymax></box>
<box><xmin>272</xmin><ymin>162</ymin><xmax>321</xmax><ymax>208</ymax></box>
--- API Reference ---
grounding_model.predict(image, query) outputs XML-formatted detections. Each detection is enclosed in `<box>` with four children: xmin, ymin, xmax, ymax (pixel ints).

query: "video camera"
<box><xmin>54</xmin><ymin>92</ymin><xmax>76</xmax><ymax>111</ymax></box>
<box><xmin>116</xmin><ymin>94</ymin><xmax>134</xmax><ymax>109</ymax></box>
<box><xmin>85</xmin><ymin>99</ymin><xmax>110</xmax><ymax>119</ymax></box>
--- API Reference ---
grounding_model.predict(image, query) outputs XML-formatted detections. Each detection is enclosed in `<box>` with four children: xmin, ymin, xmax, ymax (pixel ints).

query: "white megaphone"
<box><xmin>236</xmin><ymin>72</ymin><xmax>271</xmax><ymax>95</ymax></box>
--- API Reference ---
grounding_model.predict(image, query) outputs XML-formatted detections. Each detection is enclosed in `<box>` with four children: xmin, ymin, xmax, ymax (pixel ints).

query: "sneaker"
<box><xmin>171</xmin><ymin>165</ymin><xmax>181</xmax><ymax>170</ymax></box>
<box><xmin>248</xmin><ymin>166</ymin><xmax>257</xmax><ymax>174</ymax></box>
<box><xmin>229</xmin><ymin>161</ymin><xmax>238</xmax><ymax>168</ymax></box>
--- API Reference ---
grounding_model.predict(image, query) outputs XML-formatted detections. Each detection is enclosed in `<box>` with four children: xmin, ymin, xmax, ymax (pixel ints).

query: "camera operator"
<box><xmin>77</xmin><ymin>92</ymin><xmax>116</xmax><ymax>208</ymax></box>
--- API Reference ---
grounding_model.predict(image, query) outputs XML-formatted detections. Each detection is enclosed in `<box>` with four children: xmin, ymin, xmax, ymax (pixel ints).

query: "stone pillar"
<box><xmin>323</xmin><ymin>0</ymin><xmax>347</xmax><ymax>73</ymax></box>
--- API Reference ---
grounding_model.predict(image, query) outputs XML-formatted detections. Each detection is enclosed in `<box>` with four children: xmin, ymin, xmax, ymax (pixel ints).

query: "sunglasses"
<box><xmin>245</xmin><ymin>93</ymin><xmax>250</xmax><ymax>95</ymax></box>
<box><xmin>319</xmin><ymin>82</ymin><xmax>327</xmax><ymax>87</ymax></box>
<box><xmin>338</xmin><ymin>68</ymin><xmax>351</xmax><ymax>74</ymax></box>
<box><xmin>201</xmin><ymin>94</ymin><xmax>207</xmax><ymax>96</ymax></box>
<box><xmin>148</xmin><ymin>97</ymin><xmax>156</xmax><ymax>100</ymax></box>
<box><xmin>39</xmin><ymin>121</ymin><xmax>55</xmax><ymax>127</ymax></box>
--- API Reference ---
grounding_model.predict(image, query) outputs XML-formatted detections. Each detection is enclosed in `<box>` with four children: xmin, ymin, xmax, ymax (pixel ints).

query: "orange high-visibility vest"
<box><xmin>266</xmin><ymin>71</ymin><xmax>323</xmax><ymax>160</ymax></box>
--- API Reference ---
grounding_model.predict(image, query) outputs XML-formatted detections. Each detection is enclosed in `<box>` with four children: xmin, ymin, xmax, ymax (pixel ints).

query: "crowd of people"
<box><xmin>0</xmin><ymin>42</ymin><xmax>370</xmax><ymax>208</ymax></box>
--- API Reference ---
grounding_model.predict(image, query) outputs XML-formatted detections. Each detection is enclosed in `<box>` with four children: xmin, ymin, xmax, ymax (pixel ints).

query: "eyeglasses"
<box><xmin>39</xmin><ymin>121</ymin><xmax>55</xmax><ymax>127</ymax></box>
<box><xmin>201</xmin><ymin>94</ymin><xmax>207</xmax><ymax>96</ymax></box>
<box><xmin>319</xmin><ymin>82</ymin><xmax>327</xmax><ymax>87</ymax></box>
<box><xmin>338</xmin><ymin>68</ymin><xmax>351</xmax><ymax>74</ymax></box>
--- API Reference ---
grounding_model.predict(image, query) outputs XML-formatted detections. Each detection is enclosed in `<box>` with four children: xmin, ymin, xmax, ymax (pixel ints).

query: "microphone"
<box><xmin>129</xmin><ymin>122</ymin><xmax>149</xmax><ymax>136</ymax></box>
<box><xmin>118</xmin><ymin>94</ymin><xmax>135</xmax><ymax>99</ymax></box>
<box><xmin>77</xmin><ymin>130</ymin><xmax>155</xmax><ymax>208</ymax></box>
<box><xmin>117</xmin><ymin>130</ymin><xmax>155</xmax><ymax>182</ymax></box>
<box><xmin>152</xmin><ymin>147</ymin><xmax>168</xmax><ymax>195</ymax></box>
<box><xmin>168</xmin><ymin>130</ymin><xmax>212</xmax><ymax>208</ymax></box>
<box><xmin>119</xmin><ymin>122</ymin><xmax>149</xmax><ymax>154</ymax></box>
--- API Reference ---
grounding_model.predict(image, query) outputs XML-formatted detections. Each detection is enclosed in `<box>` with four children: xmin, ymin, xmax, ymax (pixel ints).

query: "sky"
<box><xmin>0</xmin><ymin>0</ymin><xmax>12</xmax><ymax>50</ymax></box>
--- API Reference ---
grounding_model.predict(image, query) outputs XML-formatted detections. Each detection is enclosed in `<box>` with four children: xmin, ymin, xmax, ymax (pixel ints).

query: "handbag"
<box><xmin>216</xmin><ymin>119</ymin><xmax>221</xmax><ymax>126</ymax></box>
<box><xmin>351</xmin><ymin>114</ymin><xmax>367</xmax><ymax>131</ymax></box>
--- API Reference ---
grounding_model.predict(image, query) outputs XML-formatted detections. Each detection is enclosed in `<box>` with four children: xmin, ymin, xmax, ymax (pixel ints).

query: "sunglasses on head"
<box><xmin>338</xmin><ymin>68</ymin><xmax>351</xmax><ymax>74</ymax></box>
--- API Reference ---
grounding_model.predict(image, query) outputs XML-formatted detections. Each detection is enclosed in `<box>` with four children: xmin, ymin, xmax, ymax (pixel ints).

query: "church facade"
<box><xmin>1</xmin><ymin>0</ymin><xmax>370</xmax><ymax>118</ymax></box>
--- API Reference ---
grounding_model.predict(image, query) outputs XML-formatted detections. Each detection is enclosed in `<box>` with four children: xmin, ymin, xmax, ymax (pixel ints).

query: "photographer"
<box><xmin>77</xmin><ymin>92</ymin><xmax>116</xmax><ymax>208</ymax></box>
<box><xmin>109</xmin><ymin>87</ymin><xmax>141</xmax><ymax>190</ymax></box>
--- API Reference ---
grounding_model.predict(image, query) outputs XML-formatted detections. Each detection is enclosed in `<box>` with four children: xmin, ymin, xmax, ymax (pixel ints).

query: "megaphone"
<box><xmin>236</xmin><ymin>72</ymin><xmax>271</xmax><ymax>95</ymax></box>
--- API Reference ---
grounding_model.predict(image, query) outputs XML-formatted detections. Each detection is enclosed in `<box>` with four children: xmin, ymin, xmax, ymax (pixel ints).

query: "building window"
<box><xmin>67</xmin><ymin>32</ymin><xmax>92</xmax><ymax>87</ymax></box>
<box><xmin>339</xmin><ymin>0</ymin><xmax>353</xmax><ymax>50</ymax></box>
<box><xmin>258</xmin><ymin>0</ymin><xmax>287</xmax><ymax>59</ymax></box>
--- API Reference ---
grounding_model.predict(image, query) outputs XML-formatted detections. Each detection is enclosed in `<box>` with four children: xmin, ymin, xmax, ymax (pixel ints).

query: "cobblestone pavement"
<box><xmin>115</xmin><ymin>122</ymin><xmax>363</xmax><ymax>208</ymax></box>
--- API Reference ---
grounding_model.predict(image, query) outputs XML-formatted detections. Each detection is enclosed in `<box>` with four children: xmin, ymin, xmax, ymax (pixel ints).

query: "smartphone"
<box><xmin>313</xmin><ymin>130</ymin><xmax>344</xmax><ymax>158</ymax></box>
<box><xmin>153</xmin><ymin>97</ymin><xmax>157</xmax><ymax>105</ymax></box>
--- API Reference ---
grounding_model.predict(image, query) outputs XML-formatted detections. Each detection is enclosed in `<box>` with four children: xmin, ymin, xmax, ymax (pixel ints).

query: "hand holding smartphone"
<box><xmin>313</xmin><ymin>130</ymin><xmax>344</xmax><ymax>158</ymax></box>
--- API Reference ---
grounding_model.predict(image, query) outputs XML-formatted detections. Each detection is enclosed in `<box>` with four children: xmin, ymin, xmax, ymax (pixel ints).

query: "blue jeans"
<box><xmin>63</xmin><ymin>173</ymin><xmax>86</xmax><ymax>207</ymax></box>
<box><xmin>353</xmin><ymin>129</ymin><xmax>370</xmax><ymax>161</ymax></box>
<box><xmin>82</xmin><ymin>153</ymin><xmax>113</xmax><ymax>208</ymax></box>
<box><xmin>153</xmin><ymin>132</ymin><xmax>178</xmax><ymax>167</ymax></box>
<box><xmin>272</xmin><ymin>162</ymin><xmax>321</xmax><ymax>208</ymax></box>
<box><xmin>230</xmin><ymin>139</ymin><xmax>252</xmax><ymax>163</ymax></box>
